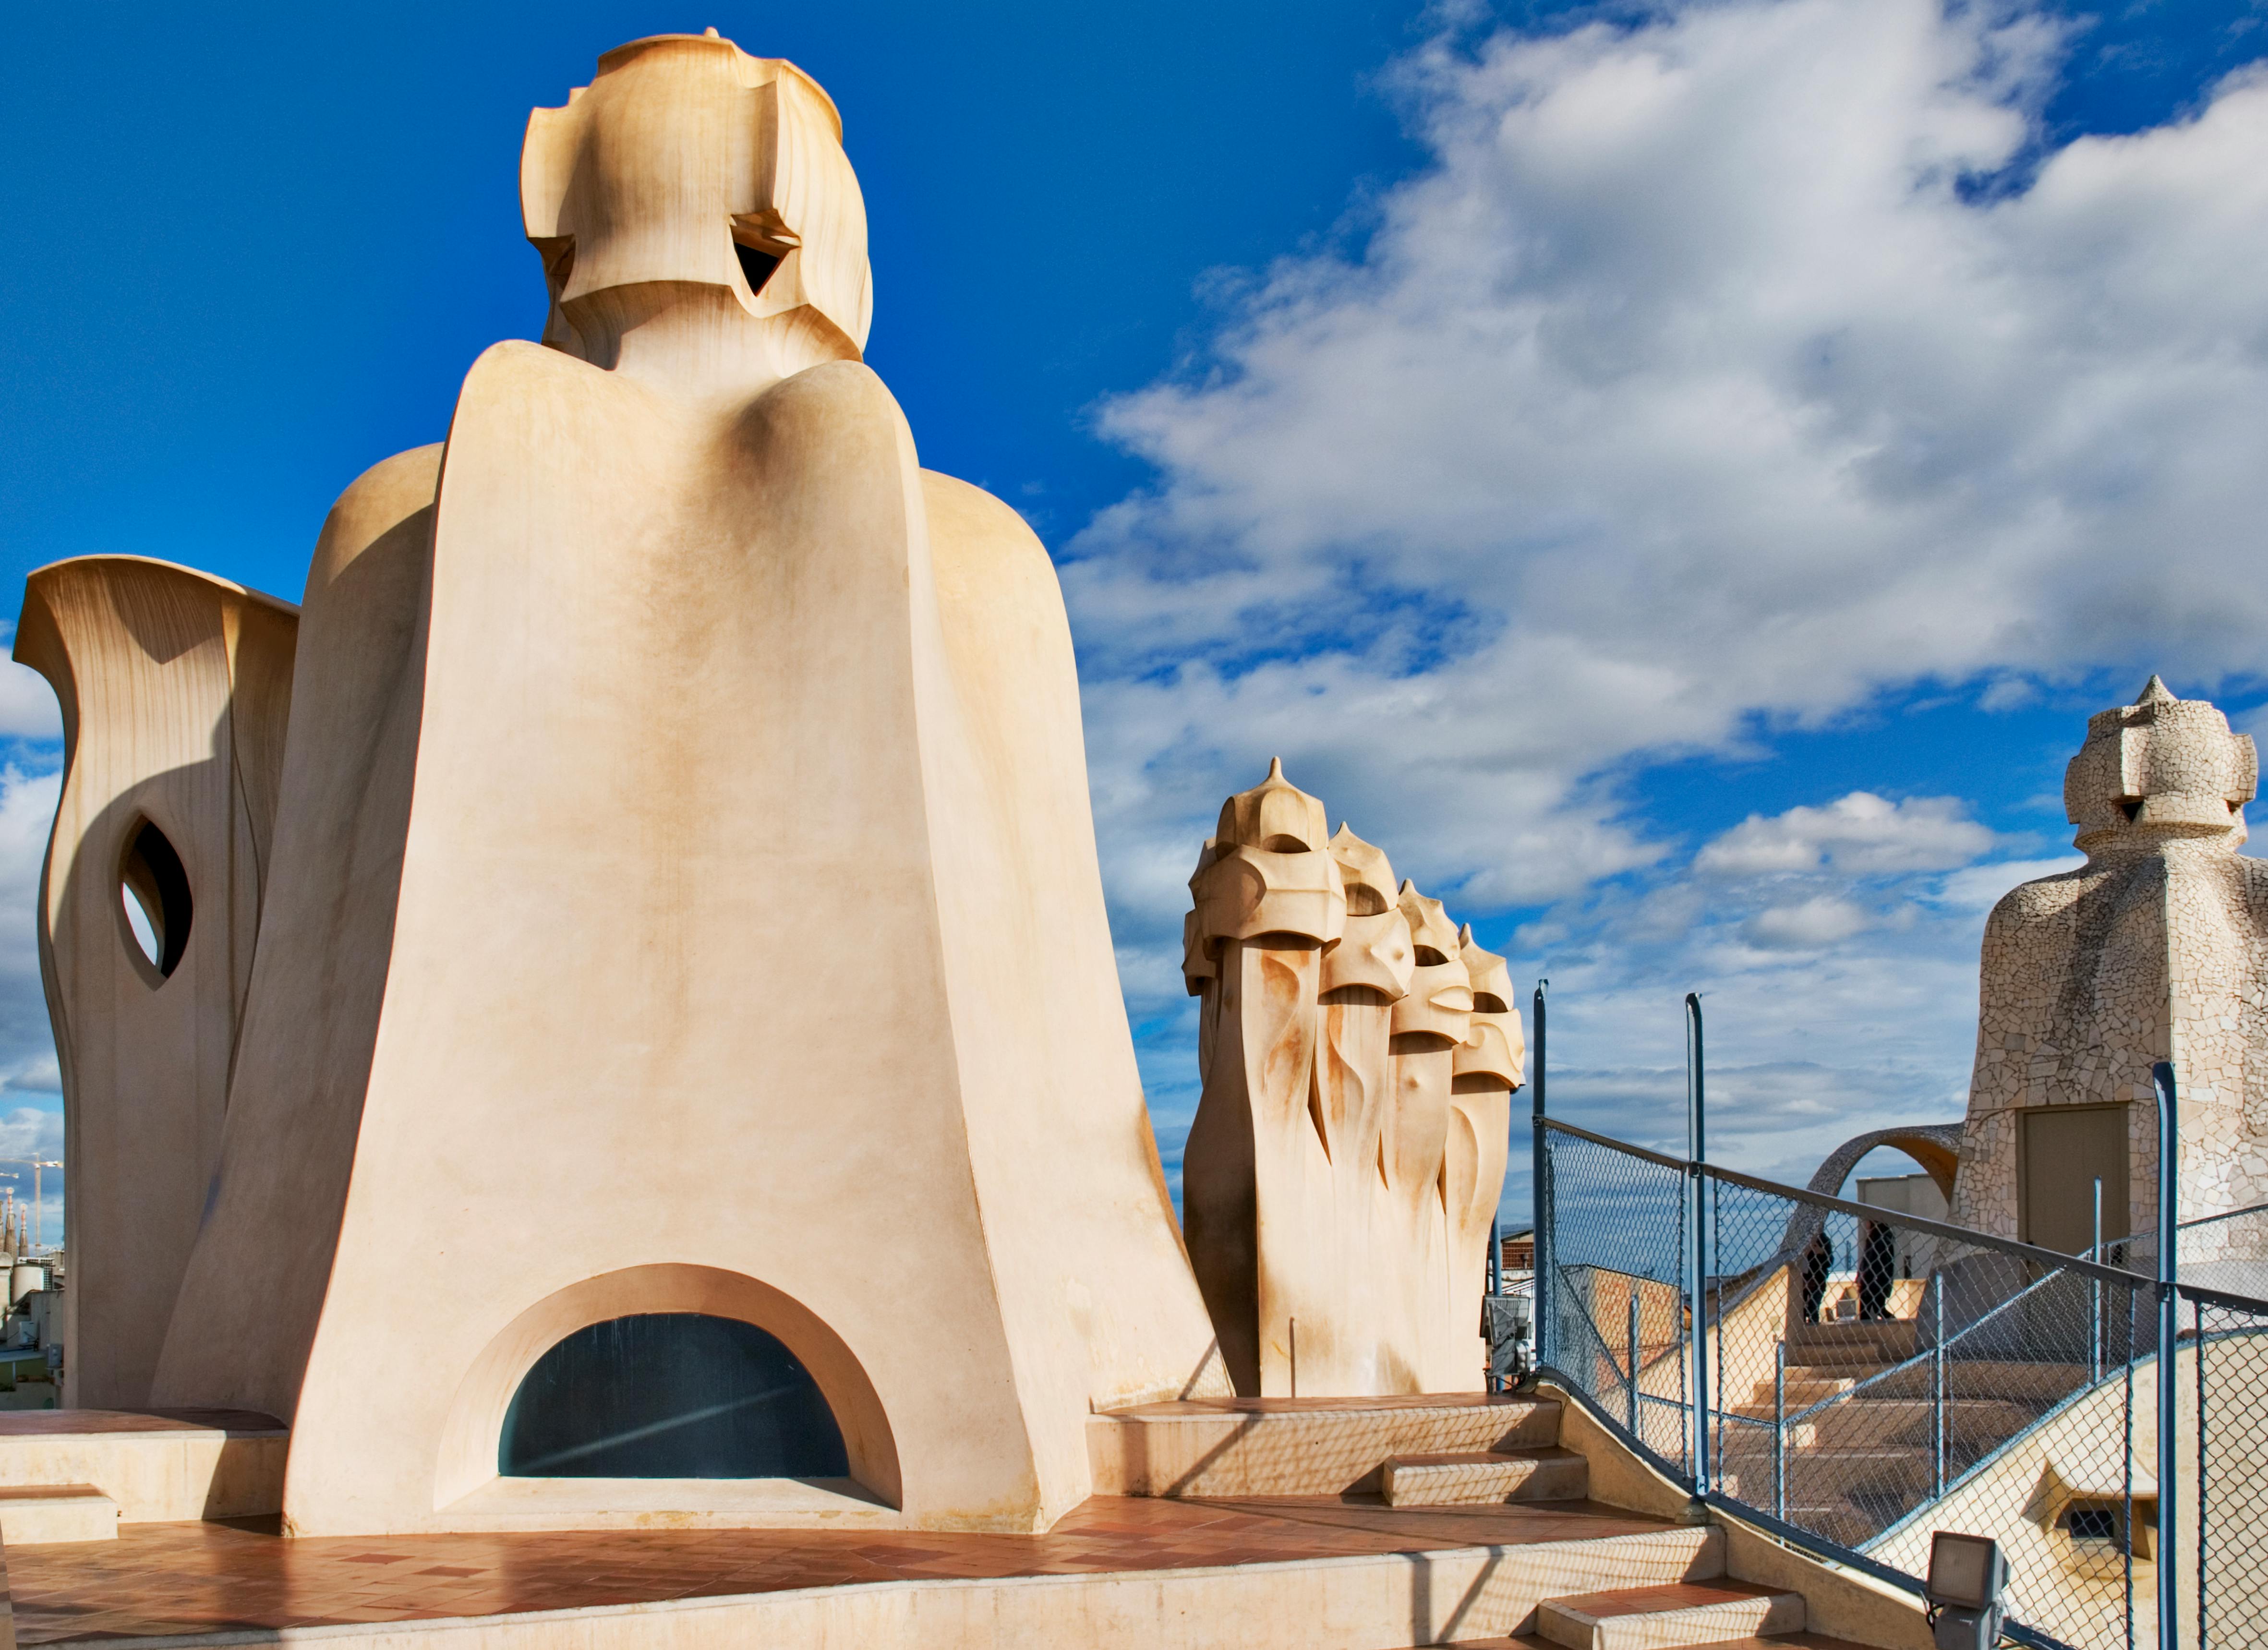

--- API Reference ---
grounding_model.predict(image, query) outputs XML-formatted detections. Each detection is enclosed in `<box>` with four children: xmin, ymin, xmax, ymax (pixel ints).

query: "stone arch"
<box><xmin>1804</xmin><ymin>1123</ymin><xmax>1962</xmax><ymax>1203</ymax></box>
<box><xmin>434</xmin><ymin>1263</ymin><xmax>899</xmax><ymax>1510</ymax></box>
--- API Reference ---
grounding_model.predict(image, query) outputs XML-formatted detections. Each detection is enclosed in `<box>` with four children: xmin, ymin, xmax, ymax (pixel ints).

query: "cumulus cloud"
<box><xmin>0</xmin><ymin>665</ymin><xmax>61</xmax><ymax>743</ymax></box>
<box><xmin>1932</xmin><ymin>852</ymin><xmax>2087</xmax><ymax>911</ymax></box>
<box><xmin>1074</xmin><ymin>0</ymin><xmax>2268</xmax><ymax>1202</ymax></box>
<box><xmin>1073</xmin><ymin>0</ymin><xmax>2268</xmax><ymax>913</ymax></box>
<box><xmin>1744</xmin><ymin>894</ymin><xmax>1872</xmax><ymax>948</ymax></box>
<box><xmin>0</xmin><ymin>768</ymin><xmax>59</xmax><ymax>969</ymax></box>
<box><xmin>0</xmin><ymin>767</ymin><xmax>62</xmax><ymax>1240</ymax></box>
<box><xmin>1698</xmin><ymin>792</ymin><xmax>1996</xmax><ymax>877</ymax></box>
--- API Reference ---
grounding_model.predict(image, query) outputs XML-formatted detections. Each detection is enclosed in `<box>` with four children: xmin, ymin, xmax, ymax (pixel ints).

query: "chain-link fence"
<box><xmin>1535</xmin><ymin>1115</ymin><xmax>2268</xmax><ymax>1650</ymax></box>
<box><xmin>2190</xmin><ymin>1287</ymin><xmax>2268</xmax><ymax>1650</ymax></box>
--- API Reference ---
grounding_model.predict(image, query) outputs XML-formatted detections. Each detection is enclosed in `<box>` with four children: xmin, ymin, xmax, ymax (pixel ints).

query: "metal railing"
<box><xmin>1528</xmin><ymin>984</ymin><xmax>2266</xmax><ymax>1650</ymax></box>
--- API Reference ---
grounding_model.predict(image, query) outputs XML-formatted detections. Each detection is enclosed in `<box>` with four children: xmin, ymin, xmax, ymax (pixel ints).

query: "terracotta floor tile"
<box><xmin>10</xmin><ymin>1495</ymin><xmax>1681</xmax><ymax>1646</ymax></box>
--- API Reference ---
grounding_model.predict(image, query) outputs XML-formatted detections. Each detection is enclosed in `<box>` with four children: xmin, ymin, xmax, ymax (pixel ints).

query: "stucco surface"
<box><xmin>25</xmin><ymin>31</ymin><xmax>1225</xmax><ymax>1538</ymax></box>
<box><xmin>1952</xmin><ymin>678</ymin><xmax>2268</xmax><ymax>1245</ymax></box>
<box><xmin>13</xmin><ymin>558</ymin><xmax>297</xmax><ymax>1409</ymax></box>
<box><xmin>1182</xmin><ymin>763</ymin><xmax>1523</xmax><ymax>1397</ymax></box>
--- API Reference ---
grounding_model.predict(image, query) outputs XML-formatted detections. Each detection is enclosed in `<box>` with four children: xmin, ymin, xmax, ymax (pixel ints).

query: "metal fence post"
<box><xmin>1627</xmin><ymin>1289</ymin><xmax>1641</xmax><ymax>1436</ymax></box>
<box><xmin>1931</xmin><ymin>1271</ymin><xmax>1945</xmax><ymax>1500</ymax></box>
<box><xmin>1686</xmin><ymin>993</ymin><xmax>1709</xmax><ymax>1494</ymax></box>
<box><xmin>2195</xmin><ymin>1291</ymin><xmax>2207</xmax><ymax>1650</ymax></box>
<box><xmin>1532</xmin><ymin>979</ymin><xmax>1549</xmax><ymax>1369</ymax></box>
<box><xmin>2153</xmin><ymin>1060</ymin><xmax>2178</xmax><ymax>1650</ymax></box>
<box><xmin>1773</xmin><ymin>1338</ymin><xmax>1786</xmax><ymax>1522</ymax></box>
<box><xmin>1711</xmin><ymin>1176</ymin><xmax>1724</xmax><ymax>1481</ymax></box>
<box><xmin>2092</xmin><ymin>1176</ymin><xmax>2104</xmax><ymax>1387</ymax></box>
<box><xmin>2124</xmin><ymin>1289</ymin><xmax>2137</xmax><ymax>1650</ymax></box>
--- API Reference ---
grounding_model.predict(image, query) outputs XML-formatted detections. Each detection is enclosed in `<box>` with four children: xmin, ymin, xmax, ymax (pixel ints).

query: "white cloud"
<box><xmin>0</xmin><ymin>768</ymin><xmax>59</xmax><ymax>980</ymax></box>
<box><xmin>3</xmin><ymin>1054</ymin><xmax>59</xmax><ymax>1095</ymax></box>
<box><xmin>0</xmin><ymin>768</ymin><xmax>63</xmax><ymax>1240</ymax></box>
<box><xmin>1932</xmin><ymin>852</ymin><xmax>2087</xmax><ymax>911</ymax></box>
<box><xmin>1072</xmin><ymin>0</ymin><xmax>2268</xmax><ymax>920</ymax></box>
<box><xmin>0</xmin><ymin>665</ymin><xmax>60</xmax><ymax>742</ymax></box>
<box><xmin>1744</xmin><ymin>893</ymin><xmax>1872</xmax><ymax>948</ymax></box>
<box><xmin>1698</xmin><ymin>792</ymin><xmax>1995</xmax><ymax>877</ymax></box>
<box><xmin>1069</xmin><ymin>0</ymin><xmax>2268</xmax><ymax>1209</ymax></box>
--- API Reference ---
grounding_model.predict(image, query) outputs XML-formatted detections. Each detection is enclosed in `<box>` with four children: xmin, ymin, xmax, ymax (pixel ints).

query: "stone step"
<box><xmin>1721</xmin><ymin>1397</ymin><xmax>2040</xmax><ymax>1446</ymax></box>
<box><xmin>0</xmin><ymin>1482</ymin><xmax>119</xmax><ymax>1543</ymax></box>
<box><xmin>1381</xmin><ymin>1446</ymin><xmax>1588</xmax><ymax>1507</ymax></box>
<box><xmin>1748</xmin><ymin>1360</ymin><xmax>2088</xmax><ymax>1404</ymax></box>
<box><xmin>0</xmin><ymin>1408</ymin><xmax>287</xmax><ymax>1523</ymax></box>
<box><xmin>1785</xmin><ymin>1324</ymin><xmax>1915</xmax><ymax>1366</ymax></box>
<box><xmin>1536</xmin><ymin>1580</ymin><xmax>1805</xmax><ymax>1650</ymax></box>
<box><xmin>1713</xmin><ymin>1447</ymin><xmax>1952</xmax><ymax>1504</ymax></box>
<box><xmin>1744</xmin><ymin>1378</ymin><xmax>1854</xmax><ymax>1409</ymax></box>
<box><xmin>1089</xmin><ymin>1393</ymin><xmax>1563</xmax><ymax>1497</ymax></box>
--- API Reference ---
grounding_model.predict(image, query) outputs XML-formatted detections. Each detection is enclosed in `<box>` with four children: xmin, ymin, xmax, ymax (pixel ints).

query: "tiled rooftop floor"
<box><xmin>12</xmin><ymin>1496</ymin><xmax>1671</xmax><ymax>1645</ymax></box>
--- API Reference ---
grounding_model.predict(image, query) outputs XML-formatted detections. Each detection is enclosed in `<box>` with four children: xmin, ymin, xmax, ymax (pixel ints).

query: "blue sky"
<box><xmin>5</xmin><ymin>0</ymin><xmax>2267</xmax><ymax>1246</ymax></box>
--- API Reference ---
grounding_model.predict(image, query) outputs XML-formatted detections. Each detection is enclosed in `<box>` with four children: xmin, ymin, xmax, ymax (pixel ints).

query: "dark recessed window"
<box><xmin>120</xmin><ymin>820</ymin><xmax>192</xmax><ymax>978</ymax></box>
<box><xmin>2061</xmin><ymin>1503</ymin><xmax>2132</xmax><ymax>1551</ymax></box>
<box><xmin>499</xmin><ymin>1313</ymin><xmax>848</xmax><ymax>1479</ymax></box>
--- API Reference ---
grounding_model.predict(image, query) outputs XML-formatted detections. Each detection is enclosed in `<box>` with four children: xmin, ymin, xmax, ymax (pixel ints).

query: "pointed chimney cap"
<box><xmin>2137</xmin><ymin>674</ymin><xmax>2176</xmax><ymax>706</ymax></box>
<box><xmin>1214</xmin><ymin>756</ymin><xmax>1328</xmax><ymax>852</ymax></box>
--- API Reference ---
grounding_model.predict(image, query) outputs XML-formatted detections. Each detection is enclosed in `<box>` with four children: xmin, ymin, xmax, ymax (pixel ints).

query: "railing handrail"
<box><xmin>2177</xmin><ymin>1276</ymin><xmax>2268</xmax><ymax>1315</ymax></box>
<box><xmin>1543</xmin><ymin>1116</ymin><xmax>2152</xmax><ymax>1290</ymax></box>
<box><xmin>1536</xmin><ymin>1037</ymin><xmax>2268</xmax><ymax>1650</ymax></box>
<box><xmin>2178</xmin><ymin>1197</ymin><xmax>2268</xmax><ymax>1232</ymax></box>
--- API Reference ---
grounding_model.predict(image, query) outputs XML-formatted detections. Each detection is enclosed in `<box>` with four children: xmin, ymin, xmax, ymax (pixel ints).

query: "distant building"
<box><xmin>1499</xmin><ymin>1228</ymin><xmax>1535</xmax><ymax>1275</ymax></box>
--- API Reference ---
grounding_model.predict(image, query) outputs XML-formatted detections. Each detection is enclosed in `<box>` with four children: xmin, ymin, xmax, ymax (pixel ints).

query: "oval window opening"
<box><xmin>499</xmin><ymin>1313</ymin><xmax>849</xmax><ymax>1479</ymax></box>
<box><xmin>120</xmin><ymin>820</ymin><xmax>193</xmax><ymax>978</ymax></box>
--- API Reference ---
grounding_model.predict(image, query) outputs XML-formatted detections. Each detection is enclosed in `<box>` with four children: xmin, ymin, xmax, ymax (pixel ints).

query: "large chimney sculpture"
<box><xmin>19</xmin><ymin>32</ymin><xmax>1229</xmax><ymax>1538</ymax></box>
<box><xmin>1182</xmin><ymin>760</ymin><xmax>1524</xmax><ymax>1395</ymax></box>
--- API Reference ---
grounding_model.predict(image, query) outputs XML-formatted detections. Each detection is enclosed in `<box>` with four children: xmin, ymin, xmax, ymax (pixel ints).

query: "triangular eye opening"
<box><xmin>734</xmin><ymin>240</ymin><xmax>783</xmax><ymax>297</ymax></box>
<box><xmin>120</xmin><ymin>818</ymin><xmax>193</xmax><ymax>980</ymax></box>
<box><xmin>729</xmin><ymin>210</ymin><xmax>797</xmax><ymax>301</ymax></box>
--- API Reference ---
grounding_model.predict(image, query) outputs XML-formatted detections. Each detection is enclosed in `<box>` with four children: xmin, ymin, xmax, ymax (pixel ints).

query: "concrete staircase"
<box><xmin>0</xmin><ymin>1481</ymin><xmax>118</xmax><ymax>1542</ymax></box>
<box><xmin>1536</xmin><ymin>1580</ymin><xmax>1806</xmax><ymax>1649</ymax></box>
<box><xmin>1088</xmin><ymin>1391</ymin><xmax>1576</xmax><ymax>1499</ymax></box>
<box><xmin>1092</xmin><ymin>1390</ymin><xmax>1907</xmax><ymax>1649</ymax></box>
<box><xmin>0</xmin><ymin>1407</ymin><xmax>285</xmax><ymax>1542</ymax></box>
<box><xmin>1713</xmin><ymin>1322</ymin><xmax>2083</xmax><ymax>1547</ymax></box>
<box><xmin>1382</xmin><ymin>1445</ymin><xmax>1589</xmax><ymax>1507</ymax></box>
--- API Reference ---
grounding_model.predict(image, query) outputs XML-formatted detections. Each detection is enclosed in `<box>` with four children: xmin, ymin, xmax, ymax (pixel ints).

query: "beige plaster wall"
<box><xmin>104</xmin><ymin>32</ymin><xmax>1224</xmax><ymax>1540</ymax></box>
<box><xmin>153</xmin><ymin>445</ymin><xmax>440</xmax><ymax>1430</ymax></box>
<box><xmin>155</xmin><ymin>336</ymin><xmax>1221</xmax><ymax>1537</ymax></box>
<box><xmin>13</xmin><ymin>557</ymin><xmax>297</xmax><ymax>1409</ymax></box>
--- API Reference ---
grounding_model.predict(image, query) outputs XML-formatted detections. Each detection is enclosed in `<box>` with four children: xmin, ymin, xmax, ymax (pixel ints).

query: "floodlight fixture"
<box><xmin>1925</xmin><ymin>1532</ymin><xmax>2007</xmax><ymax>1650</ymax></box>
<box><xmin>1483</xmin><ymin>1292</ymin><xmax>1534</xmax><ymax>1388</ymax></box>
